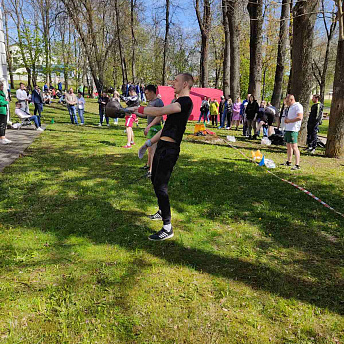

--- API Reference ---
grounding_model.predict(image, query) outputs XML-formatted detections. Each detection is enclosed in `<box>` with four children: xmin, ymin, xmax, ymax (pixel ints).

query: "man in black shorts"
<box><xmin>128</xmin><ymin>73</ymin><xmax>194</xmax><ymax>241</ymax></box>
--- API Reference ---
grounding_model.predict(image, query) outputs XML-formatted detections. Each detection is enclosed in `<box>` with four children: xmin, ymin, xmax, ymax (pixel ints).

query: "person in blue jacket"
<box><xmin>31</xmin><ymin>85</ymin><xmax>44</xmax><ymax>121</ymax></box>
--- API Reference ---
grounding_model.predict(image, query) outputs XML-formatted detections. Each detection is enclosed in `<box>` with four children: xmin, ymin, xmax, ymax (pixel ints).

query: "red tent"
<box><xmin>157</xmin><ymin>86</ymin><xmax>223</xmax><ymax>121</ymax></box>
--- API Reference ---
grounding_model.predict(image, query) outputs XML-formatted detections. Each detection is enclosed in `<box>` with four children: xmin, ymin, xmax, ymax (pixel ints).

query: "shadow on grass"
<box><xmin>0</xmin><ymin>143</ymin><xmax>344</xmax><ymax>315</ymax></box>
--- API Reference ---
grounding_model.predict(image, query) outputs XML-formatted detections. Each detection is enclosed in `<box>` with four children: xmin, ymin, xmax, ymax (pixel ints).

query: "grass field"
<box><xmin>0</xmin><ymin>100</ymin><xmax>343</xmax><ymax>343</ymax></box>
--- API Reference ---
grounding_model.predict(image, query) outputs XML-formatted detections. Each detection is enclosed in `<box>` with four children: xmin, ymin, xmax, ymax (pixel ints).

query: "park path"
<box><xmin>0</xmin><ymin>126</ymin><xmax>45</xmax><ymax>172</ymax></box>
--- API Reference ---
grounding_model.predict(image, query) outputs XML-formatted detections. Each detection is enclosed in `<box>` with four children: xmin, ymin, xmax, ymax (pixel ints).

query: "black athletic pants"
<box><xmin>151</xmin><ymin>140</ymin><xmax>180</xmax><ymax>225</ymax></box>
<box><xmin>0</xmin><ymin>115</ymin><xmax>7</xmax><ymax>137</ymax></box>
<box><xmin>307</xmin><ymin>124</ymin><xmax>318</xmax><ymax>149</ymax></box>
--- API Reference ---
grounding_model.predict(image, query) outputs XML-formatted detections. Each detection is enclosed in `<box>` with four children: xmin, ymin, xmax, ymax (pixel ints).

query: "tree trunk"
<box><xmin>325</xmin><ymin>0</ymin><xmax>344</xmax><ymax>158</ymax></box>
<box><xmin>247</xmin><ymin>0</ymin><xmax>263</xmax><ymax>101</ymax></box>
<box><xmin>222</xmin><ymin>0</ymin><xmax>230</xmax><ymax>97</ymax></box>
<box><xmin>290</xmin><ymin>0</ymin><xmax>319</xmax><ymax>144</ymax></box>
<box><xmin>287</xmin><ymin>0</ymin><xmax>293</xmax><ymax>94</ymax></box>
<box><xmin>114</xmin><ymin>0</ymin><xmax>128</xmax><ymax>84</ymax></box>
<box><xmin>195</xmin><ymin>0</ymin><xmax>211</xmax><ymax>87</ymax></box>
<box><xmin>229</xmin><ymin>0</ymin><xmax>240</xmax><ymax>99</ymax></box>
<box><xmin>162</xmin><ymin>0</ymin><xmax>170</xmax><ymax>85</ymax></box>
<box><xmin>130</xmin><ymin>0</ymin><xmax>136</xmax><ymax>83</ymax></box>
<box><xmin>271</xmin><ymin>0</ymin><xmax>290</xmax><ymax>110</ymax></box>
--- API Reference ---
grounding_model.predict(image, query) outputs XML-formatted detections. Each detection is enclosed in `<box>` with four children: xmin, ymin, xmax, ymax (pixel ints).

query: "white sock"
<box><xmin>163</xmin><ymin>224</ymin><xmax>172</xmax><ymax>232</ymax></box>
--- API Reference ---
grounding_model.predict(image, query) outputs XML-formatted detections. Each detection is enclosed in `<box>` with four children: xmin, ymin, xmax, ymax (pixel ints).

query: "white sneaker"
<box><xmin>98</xmin><ymin>123</ymin><xmax>102</xmax><ymax>127</ymax></box>
<box><xmin>107</xmin><ymin>124</ymin><xmax>110</xmax><ymax>127</ymax></box>
<box><xmin>79</xmin><ymin>123</ymin><xmax>84</xmax><ymax>126</ymax></box>
<box><xmin>1</xmin><ymin>138</ymin><xmax>12</xmax><ymax>144</ymax></box>
<box><xmin>310</xmin><ymin>149</ymin><xmax>315</xmax><ymax>154</ymax></box>
<box><xmin>37</xmin><ymin>127</ymin><xmax>44</xmax><ymax>131</ymax></box>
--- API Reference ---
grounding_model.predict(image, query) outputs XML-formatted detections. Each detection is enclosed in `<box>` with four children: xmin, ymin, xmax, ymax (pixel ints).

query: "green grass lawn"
<box><xmin>1</xmin><ymin>101</ymin><xmax>344</xmax><ymax>343</ymax></box>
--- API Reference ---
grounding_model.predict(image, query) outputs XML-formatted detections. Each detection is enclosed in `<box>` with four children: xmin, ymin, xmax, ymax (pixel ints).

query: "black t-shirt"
<box><xmin>161</xmin><ymin>96</ymin><xmax>193</xmax><ymax>145</ymax></box>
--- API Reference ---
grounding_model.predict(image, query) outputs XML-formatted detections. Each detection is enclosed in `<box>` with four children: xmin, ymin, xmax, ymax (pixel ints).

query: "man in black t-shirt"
<box><xmin>128</xmin><ymin>73</ymin><xmax>194</xmax><ymax>241</ymax></box>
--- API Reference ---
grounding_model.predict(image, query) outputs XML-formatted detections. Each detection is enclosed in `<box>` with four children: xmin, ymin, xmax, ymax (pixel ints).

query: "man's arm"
<box><xmin>144</xmin><ymin>116</ymin><xmax>162</xmax><ymax>136</ymax></box>
<box><xmin>285</xmin><ymin>113</ymin><xmax>303</xmax><ymax>123</ymax></box>
<box><xmin>128</xmin><ymin>102</ymin><xmax>181</xmax><ymax>118</ymax></box>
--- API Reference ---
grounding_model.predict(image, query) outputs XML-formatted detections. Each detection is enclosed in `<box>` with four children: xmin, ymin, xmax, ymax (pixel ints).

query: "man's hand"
<box><xmin>144</xmin><ymin>126</ymin><xmax>150</xmax><ymax>136</ymax></box>
<box><xmin>285</xmin><ymin>118</ymin><xmax>290</xmax><ymax>123</ymax></box>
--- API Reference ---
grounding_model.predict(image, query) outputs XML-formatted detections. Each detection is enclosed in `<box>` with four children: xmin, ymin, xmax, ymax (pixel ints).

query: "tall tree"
<box><xmin>222</xmin><ymin>0</ymin><xmax>230</xmax><ymax>97</ymax></box>
<box><xmin>162</xmin><ymin>0</ymin><xmax>170</xmax><ymax>85</ymax></box>
<box><xmin>290</xmin><ymin>0</ymin><xmax>320</xmax><ymax>143</ymax></box>
<box><xmin>325</xmin><ymin>0</ymin><xmax>344</xmax><ymax>158</ymax></box>
<box><xmin>195</xmin><ymin>0</ymin><xmax>211</xmax><ymax>87</ymax></box>
<box><xmin>312</xmin><ymin>0</ymin><xmax>337</xmax><ymax>103</ymax></box>
<box><xmin>61</xmin><ymin>0</ymin><xmax>119</xmax><ymax>94</ymax></box>
<box><xmin>271</xmin><ymin>0</ymin><xmax>290</xmax><ymax>110</ymax></box>
<box><xmin>247</xmin><ymin>0</ymin><xmax>263</xmax><ymax>101</ymax></box>
<box><xmin>130</xmin><ymin>0</ymin><xmax>137</xmax><ymax>83</ymax></box>
<box><xmin>228</xmin><ymin>0</ymin><xmax>241</xmax><ymax>99</ymax></box>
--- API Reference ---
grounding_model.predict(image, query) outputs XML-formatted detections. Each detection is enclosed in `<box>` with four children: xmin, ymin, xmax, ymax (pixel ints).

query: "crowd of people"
<box><xmin>197</xmin><ymin>92</ymin><xmax>323</xmax><ymax>170</ymax></box>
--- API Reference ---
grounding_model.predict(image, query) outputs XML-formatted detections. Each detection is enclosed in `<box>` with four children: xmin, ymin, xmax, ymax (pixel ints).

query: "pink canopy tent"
<box><xmin>157</xmin><ymin>86</ymin><xmax>223</xmax><ymax>121</ymax></box>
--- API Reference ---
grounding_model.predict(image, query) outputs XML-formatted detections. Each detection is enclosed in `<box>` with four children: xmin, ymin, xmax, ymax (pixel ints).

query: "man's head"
<box><xmin>20</xmin><ymin>83</ymin><xmax>25</xmax><ymax>90</ymax></box>
<box><xmin>173</xmin><ymin>73</ymin><xmax>194</xmax><ymax>95</ymax></box>
<box><xmin>203</xmin><ymin>96</ymin><xmax>207</xmax><ymax>100</ymax></box>
<box><xmin>260</xmin><ymin>100</ymin><xmax>266</xmax><ymax>107</ymax></box>
<box><xmin>15</xmin><ymin>101</ymin><xmax>21</xmax><ymax>108</ymax></box>
<box><xmin>34</xmin><ymin>85</ymin><xmax>39</xmax><ymax>91</ymax></box>
<box><xmin>144</xmin><ymin>84</ymin><xmax>157</xmax><ymax>101</ymax></box>
<box><xmin>286</xmin><ymin>94</ymin><xmax>296</xmax><ymax>107</ymax></box>
<box><xmin>69</xmin><ymin>88</ymin><xmax>73</xmax><ymax>94</ymax></box>
<box><xmin>77</xmin><ymin>92</ymin><xmax>82</xmax><ymax>98</ymax></box>
<box><xmin>312</xmin><ymin>94</ymin><xmax>320</xmax><ymax>103</ymax></box>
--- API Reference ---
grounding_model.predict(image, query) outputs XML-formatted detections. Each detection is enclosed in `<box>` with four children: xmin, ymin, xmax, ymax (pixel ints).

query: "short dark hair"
<box><xmin>145</xmin><ymin>84</ymin><xmax>157</xmax><ymax>94</ymax></box>
<box><xmin>313</xmin><ymin>94</ymin><xmax>320</xmax><ymax>100</ymax></box>
<box><xmin>19</xmin><ymin>82</ymin><xmax>25</xmax><ymax>86</ymax></box>
<box><xmin>179</xmin><ymin>73</ymin><xmax>194</xmax><ymax>89</ymax></box>
<box><xmin>15</xmin><ymin>101</ymin><xmax>20</xmax><ymax>105</ymax></box>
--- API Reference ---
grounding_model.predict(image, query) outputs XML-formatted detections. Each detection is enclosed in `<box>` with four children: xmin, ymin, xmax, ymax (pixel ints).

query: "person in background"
<box><xmin>58</xmin><ymin>81</ymin><xmax>63</xmax><ymax>93</ymax></box>
<box><xmin>98</xmin><ymin>91</ymin><xmax>110</xmax><ymax>127</ymax></box>
<box><xmin>265</xmin><ymin>102</ymin><xmax>277</xmax><ymax>137</ymax></box>
<box><xmin>306</xmin><ymin>94</ymin><xmax>323</xmax><ymax>154</ymax></box>
<box><xmin>241</xmin><ymin>94</ymin><xmax>250</xmax><ymax>136</ymax></box>
<box><xmin>282</xmin><ymin>94</ymin><xmax>303</xmax><ymax>170</ymax></box>
<box><xmin>31</xmin><ymin>85</ymin><xmax>44</xmax><ymax>123</ymax></box>
<box><xmin>43</xmin><ymin>83</ymin><xmax>48</xmax><ymax>92</ymax></box>
<box><xmin>209</xmin><ymin>98</ymin><xmax>219</xmax><ymax>126</ymax></box>
<box><xmin>0</xmin><ymin>81</ymin><xmax>11</xmax><ymax>144</ymax></box>
<box><xmin>230</xmin><ymin>97</ymin><xmax>242</xmax><ymax>130</ymax></box>
<box><xmin>16</xmin><ymin>82</ymin><xmax>30</xmax><ymax>113</ymax></box>
<box><xmin>278</xmin><ymin>97</ymin><xmax>288</xmax><ymax>134</ymax></box>
<box><xmin>245</xmin><ymin>95</ymin><xmax>259</xmax><ymax>139</ymax></box>
<box><xmin>15</xmin><ymin>101</ymin><xmax>43</xmax><ymax>131</ymax></box>
<box><xmin>143</xmin><ymin>84</ymin><xmax>164</xmax><ymax>177</ymax></box>
<box><xmin>219</xmin><ymin>96</ymin><xmax>225</xmax><ymax>125</ymax></box>
<box><xmin>255</xmin><ymin>100</ymin><xmax>268</xmax><ymax>138</ymax></box>
<box><xmin>225</xmin><ymin>98</ymin><xmax>233</xmax><ymax>129</ymax></box>
<box><xmin>198</xmin><ymin>96</ymin><xmax>209</xmax><ymax>124</ymax></box>
<box><xmin>65</xmin><ymin>88</ymin><xmax>78</xmax><ymax>124</ymax></box>
<box><xmin>77</xmin><ymin>91</ymin><xmax>85</xmax><ymax>125</ymax></box>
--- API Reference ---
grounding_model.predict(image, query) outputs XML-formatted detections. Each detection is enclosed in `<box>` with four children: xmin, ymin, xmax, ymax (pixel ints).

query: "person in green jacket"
<box><xmin>0</xmin><ymin>82</ymin><xmax>11</xmax><ymax>144</ymax></box>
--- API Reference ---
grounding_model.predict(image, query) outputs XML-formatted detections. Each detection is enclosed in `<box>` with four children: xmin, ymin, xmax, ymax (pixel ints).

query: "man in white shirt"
<box><xmin>16</xmin><ymin>83</ymin><xmax>30</xmax><ymax>113</ymax></box>
<box><xmin>283</xmin><ymin>94</ymin><xmax>303</xmax><ymax>170</ymax></box>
